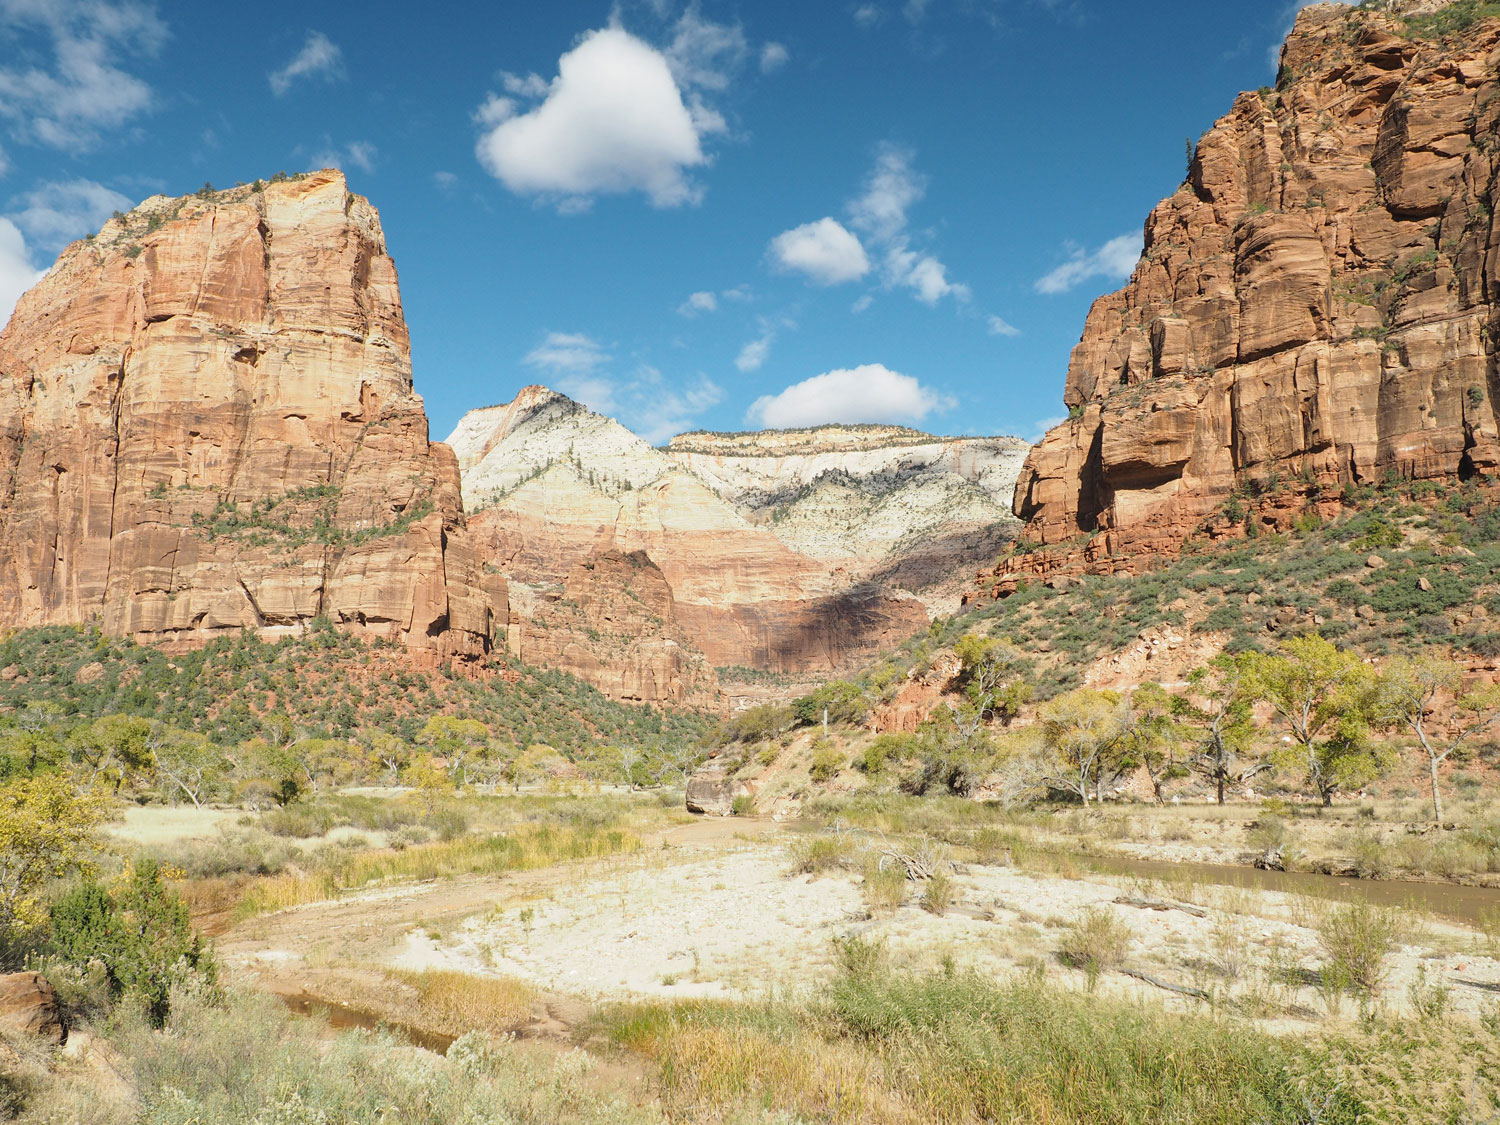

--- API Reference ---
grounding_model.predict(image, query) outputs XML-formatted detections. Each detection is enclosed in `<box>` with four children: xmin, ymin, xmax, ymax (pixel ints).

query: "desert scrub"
<box><xmin>787</xmin><ymin>833</ymin><xmax>854</xmax><ymax>876</ymax></box>
<box><xmin>1057</xmin><ymin>905</ymin><xmax>1132</xmax><ymax>989</ymax></box>
<box><xmin>235</xmin><ymin>822</ymin><xmax>641</xmax><ymax>918</ymax></box>
<box><xmin>1315</xmin><ymin>899</ymin><xmax>1407</xmax><ymax>998</ymax></box>
<box><xmin>920</xmin><ymin>870</ymin><xmax>954</xmax><ymax>915</ymax></box>
<box><xmin>71</xmin><ymin>986</ymin><xmax>669</xmax><ymax>1125</ymax></box>
<box><xmin>595</xmin><ymin>956</ymin><xmax>1328</xmax><ymax>1124</ymax></box>
<box><xmin>861</xmin><ymin>858</ymin><xmax>909</xmax><ymax>913</ymax></box>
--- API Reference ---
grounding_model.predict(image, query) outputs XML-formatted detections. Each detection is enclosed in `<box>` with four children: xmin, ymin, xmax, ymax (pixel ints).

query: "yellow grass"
<box><xmin>235</xmin><ymin>823</ymin><xmax>641</xmax><ymax>917</ymax></box>
<box><xmin>388</xmin><ymin>969</ymin><xmax>535</xmax><ymax>1035</ymax></box>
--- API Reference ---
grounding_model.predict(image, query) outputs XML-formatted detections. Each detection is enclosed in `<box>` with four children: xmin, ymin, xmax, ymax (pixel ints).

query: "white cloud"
<box><xmin>747</xmin><ymin>364</ymin><xmax>954</xmax><ymax>429</ymax></box>
<box><xmin>903</xmin><ymin>0</ymin><xmax>934</xmax><ymax>23</ymax></box>
<box><xmin>501</xmin><ymin>70</ymin><xmax>550</xmax><ymax>98</ymax></box>
<box><xmin>433</xmin><ymin>170</ymin><xmax>457</xmax><ymax>190</ymax></box>
<box><xmin>987</xmin><ymin>315</ymin><xmax>1020</xmax><ymax>337</ymax></box>
<box><xmin>851</xmin><ymin>294</ymin><xmax>873</xmax><ymax>314</ymax></box>
<box><xmin>9</xmin><ymin>178</ymin><xmax>131</xmax><ymax>250</ymax></box>
<box><xmin>1026</xmin><ymin>414</ymin><xmax>1067</xmax><ymax>443</ymax></box>
<box><xmin>665</xmin><ymin>8</ymin><xmax>746</xmax><ymax>92</ymax></box>
<box><xmin>269</xmin><ymin>31</ymin><xmax>344</xmax><ymax>97</ymax></box>
<box><xmin>678</xmin><ymin>290</ymin><xmax>717</xmax><ymax>316</ymax></box>
<box><xmin>885</xmin><ymin>246</ymin><xmax>968</xmax><ymax>305</ymax></box>
<box><xmin>0</xmin><ymin>0</ymin><xmax>166</xmax><ymax>150</ymax></box>
<box><xmin>1034</xmin><ymin>232</ymin><xmax>1143</xmax><ymax>295</ymax></box>
<box><xmin>0</xmin><ymin>217</ymin><xmax>45</xmax><ymax>327</ymax></box>
<box><xmin>853</xmin><ymin>5</ymin><xmax>883</xmax><ymax>28</ymax></box>
<box><xmin>310</xmin><ymin>139</ymin><xmax>376</xmax><ymax>173</ymax></box>
<box><xmin>759</xmin><ymin>42</ymin><xmax>789</xmax><ymax>73</ymax></box>
<box><xmin>523</xmin><ymin>332</ymin><xmax>611</xmax><ymax>380</ymax></box>
<box><xmin>474</xmin><ymin>26</ymin><xmax>717</xmax><ymax>210</ymax></box>
<box><xmin>849</xmin><ymin>145</ymin><xmax>924</xmax><ymax>243</ymax></box>
<box><xmin>768</xmin><ymin>217</ymin><xmax>870</xmax><ymax>286</ymax></box>
<box><xmin>736</xmin><ymin>333</ymin><xmax>772</xmax><ymax>373</ymax></box>
<box><xmin>631</xmin><ymin>369</ymin><xmax>723</xmax><ymax>443</ymax></box>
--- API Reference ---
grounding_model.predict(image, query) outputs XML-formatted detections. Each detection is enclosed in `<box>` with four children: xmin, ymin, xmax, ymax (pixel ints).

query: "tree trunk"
<box><xmin>1216</xmin><ymin>773</ymin><xmax>1225</xmax><ymax>806</ymax></box>
<box><xmin>1429</xmin><ymin>754</ymin><xmax>1444</xmax><ymax>826</ymax></box>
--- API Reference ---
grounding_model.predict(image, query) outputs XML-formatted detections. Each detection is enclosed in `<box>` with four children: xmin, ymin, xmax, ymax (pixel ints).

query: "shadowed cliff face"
<box><xmin>0</xmin><ymin>170</ymin><xmax>490</xmax><ymax>657</ymax></box>
<box><xmin>1014</xmin><ymin>2</ymin><xmax>1500</xmax><ymax>569</ymax></box>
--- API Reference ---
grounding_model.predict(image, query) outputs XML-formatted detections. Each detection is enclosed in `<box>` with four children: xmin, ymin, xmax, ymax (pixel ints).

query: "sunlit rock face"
<box><xmin>450</xmin><ymin>389</ymin><xmax>1026</xmax><ymax>697</ymax></box>
<box><xmin>0</xmin><ymin>170</ymin><xmax>490</xmax><ymax>658</ymax></box>
<box><xmin>1014</xmin><ymin>4</ymin><xmax>1500</xmax><ymax>567</ymax></box>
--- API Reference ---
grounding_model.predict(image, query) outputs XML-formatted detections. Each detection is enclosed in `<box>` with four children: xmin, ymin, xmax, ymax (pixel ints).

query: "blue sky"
<box><xmin>0</xmin><ymin>0</ymin><xmax>1327</xmax><ymax>444</ymax></box>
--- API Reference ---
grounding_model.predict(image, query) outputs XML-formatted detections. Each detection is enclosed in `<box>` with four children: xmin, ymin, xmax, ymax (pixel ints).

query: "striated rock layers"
<box><xmin>449</xmin><ymin>389</ymin><xmax>1022</xmax><ymax>692</ymax></box>
<box><xmin>0</xmin><ymin>171</ymin><xmax>490</xmax><ymax>657</ymax></box>
<box><xmin>1014</xmin><ymin>2</ymin><xmax>1500</xmax><ymax>570</ymax></box>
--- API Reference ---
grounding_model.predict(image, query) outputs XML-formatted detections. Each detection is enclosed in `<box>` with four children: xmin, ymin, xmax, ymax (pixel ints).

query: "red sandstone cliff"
<box><xmin>1013</xmin><ymin>2</ymin><xmax>1500</xmax><ymax>570</ymax></box>
<box><xmin>0</xmin><ymin>171</ymin><xmax>490</xmax><ymax>656</ymax></box>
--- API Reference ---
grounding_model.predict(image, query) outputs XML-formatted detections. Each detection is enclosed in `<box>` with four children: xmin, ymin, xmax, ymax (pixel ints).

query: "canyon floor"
<box><xmin>160</xmin><ymin>795</ymin><xmax>1500</xmax><ymax>1050</ymax></box>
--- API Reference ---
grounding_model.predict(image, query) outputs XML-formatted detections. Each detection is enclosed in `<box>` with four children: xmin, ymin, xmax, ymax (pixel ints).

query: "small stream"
<box><xmin>278</xmin><ymin>993</ymin><xmax>455</xmax><ymax>1054</ymax></box>
<box><xmin>1083</xmin><ymin>852</ymin><xmax>1500</xmax><ymax>928</ymax></box>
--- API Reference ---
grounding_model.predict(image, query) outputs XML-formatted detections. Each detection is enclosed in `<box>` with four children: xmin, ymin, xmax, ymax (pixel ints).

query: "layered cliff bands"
<box><xmin>1013</xmin><ymin>2</ymin><xmax>1500</xmax><ymax>571</ymax></box>
<box><xmin>449</xmin><ymin>389</ymin><xmax>1023</xmax><ymax>695</ymax></box>
<box><xmin>0</xmin><ymin>171</ymin><xmax>491</xmax><ymax>656</ymax></box>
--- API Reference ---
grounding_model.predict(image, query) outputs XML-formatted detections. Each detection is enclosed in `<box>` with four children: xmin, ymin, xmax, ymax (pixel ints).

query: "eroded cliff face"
<box><xmin>448</xmin><ymin>389</ymin><xmax>1021</xmax><ymax>694</ymax></box>
<box><xmin>1013</xmin><ymin>2</ymin><xmax>1500</xmax><ymax>569</ymax></box>
<box><xmin>0</xmin><ymin>171</ymin><xmax>490</xmax><ymax>657</ymax></box>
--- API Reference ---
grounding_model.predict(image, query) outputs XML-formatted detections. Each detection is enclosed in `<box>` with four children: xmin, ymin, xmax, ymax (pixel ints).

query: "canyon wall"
<box><xmin>0</xmin><ymin>171</ymin><xmax>491</xmax><ymax>656</ymax></box>
<box><xmin>449</xmin><ymin>389</ymin><xmax>1023</xmax><ymax>697</ymax></box>
<box><xmin>1013</xmin><ymin>2</ymin><xmax>1500</xmax><ymax>571</ymax></box>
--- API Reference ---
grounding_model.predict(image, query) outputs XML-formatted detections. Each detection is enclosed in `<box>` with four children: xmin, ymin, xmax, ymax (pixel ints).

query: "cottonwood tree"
<box><xmin>1380</xmin><ymin>657</ymin><xmax>1500</xmax><ymax>824</ymax></box>
<box><xmin>1119</xmin><ymin>682</ymin><xmax>1183</xmax><ymax>805</ymax></box>
<box><xmin>953</xmin><ymin>634</ymin><xmax>1032</xmax><ymax>724</ymax></box>
<box><xmin>0</xmin><ymin>773</ymin><xmax>102</xmax><ymax>933</ymax></box>
<box><xmin>1034</xmin><ymin>688</ymin><xmax>1132</xmax><ymax>805</ymax></box>
<box><xmin>1238</xmin><ymin>636</ymin><xmax>1391</xmax><ymax>807</ymax></box>
<box><xmin>1178</xmin><ymin>658</ymin><xmax>1267</xmax><ymax>805</ymax></box>
<box><xmin>417</xmin><ymin>717</ymin><xmax>490</xmax><ymax>788</ymax></box>
<box><xmin>148</xmin><ymin>725</ymin><xmax>229</xmax><ymax>808</ymax></box>
<box><xmin>67</xmin><ymin>714</ymin><xmax>153</xmax><ymax>794</ymax></box>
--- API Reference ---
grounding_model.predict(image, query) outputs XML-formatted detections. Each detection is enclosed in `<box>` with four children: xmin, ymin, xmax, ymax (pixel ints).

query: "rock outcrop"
<box><xmin>1013</xmin><ymin>2</ymin><xmax>1500</xmax><ymax>570</ymax></box>
<box><xmin>449</xmin><ymin>389</ymin><xmax>1024</xmax><ymax>701</ymax></box>
<box><xmin>0</xmin><ymin>171</ymin><xmax>489</xmax><ymax>657</ymax></box>
<box><xmin>451</xmin><ymin>389</ymin><xmax>940</xmax><ymax>693</ymax></box>
<box><xmin>0</xmin><ymin>973</ymin><xmax>65</xmax><ymax>1045</ymax></box>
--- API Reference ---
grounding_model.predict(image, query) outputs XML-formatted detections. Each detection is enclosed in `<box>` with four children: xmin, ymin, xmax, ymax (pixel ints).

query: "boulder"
<box><xmin>685</xmin><ymin>766</ymin><xmax>751</xmax><ymax>816</ymax></box>
<box><xmin>0</xmin><ymin>973</ymin><xmax>65</xmax><ymax>1045</ymax></box>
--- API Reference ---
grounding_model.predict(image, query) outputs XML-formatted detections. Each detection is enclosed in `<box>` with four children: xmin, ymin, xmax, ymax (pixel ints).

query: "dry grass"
<box><xmin>235</xmin><ymin>824</ymin><xmax>641</xmax><ymax>917</ymax></box>
<box><xmin>386</xmin><ymin>969</ymin><xmax>535</xmax><ymax>1035</ymax></box>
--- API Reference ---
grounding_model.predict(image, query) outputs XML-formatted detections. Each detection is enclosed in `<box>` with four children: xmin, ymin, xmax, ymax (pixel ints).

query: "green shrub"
<box><xmin>1315</xmin><ymin>899</ymin><xmax>1406</xmax><ymax>997</ymax></box>
<box><xmin>1057</xmin><ymin>905</ymin><xmax>1132</xmax><ymax>990</ymax></box>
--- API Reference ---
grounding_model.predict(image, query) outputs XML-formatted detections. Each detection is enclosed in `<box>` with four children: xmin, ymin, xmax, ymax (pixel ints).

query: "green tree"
<box><xmin>148</xmin><ymin>724</ymin><xmax>229</xmax><ymax>808</ymax></box>
<box><xmin>1179</xmin><ymin>659</ymin><xmax>1265</xmax><ymax>805</ymax></box>
<box><xmin>1380</xmin><ymin>657</ymin><xmax>1500</xmax><ymax>824</ymax></box>
<box><xmin>67</xmin><ymin>714</ymin><xmax>152</xmax><ymax>793</ymax></box>
<box><xmin>953</xmin><ymin>634</ymin><xmax>1032</xmax><ymax>724</ymax></box>
<box><xmin>1237</xmin><ymin>636</ymin><xmax>1390</xmax><ymax>807</ymax></box>
<box><xmin>1120</xmin><ymin>683</ymin><xmax>1182</xmax><ymax>804</ymax></box>
<box><xmin>792</xmin><ymin>681</ymin><xmax>869</xmax><ymax>729</ymax></box>
<box><xmin>0</xmin><ymin>773</ymin><xmax>102</xmax><ymax>933</ymax></box>
<box><xmin>417</xmin><ymin>716</ymin><xmax>490</xmax><ymax>787</ymax></box>
<box><xmin>1034</xmin><ymin>689</ymin><xmax>1132</xmax><ymax>805</ymax></box>
<box><xmin>51</xmin><ymin>857</ymin><xmax>215</xmax><ymax>1026</ymax></box>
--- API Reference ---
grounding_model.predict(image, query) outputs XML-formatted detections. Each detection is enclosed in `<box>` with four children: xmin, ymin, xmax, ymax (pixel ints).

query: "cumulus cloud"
<box><xmin>747</xmin><ymin>364</ymin><xmax>954</xmax><ymax>429</ymax></box>
<box><xmin>678</xmin><ymin>290</ymin><xmax>717</xmax><ymax>316</ymax></box>
<box><xmin>664</xmin><ymin>7</ymin><xmax>746</xmax><ymax>92</ymax></box>
<box><xmin>0</xmin><ymin>217</ymin><xmax>44</xmax><ymax>328</ymax></box>
<box><xmin>0</xmin><ymin>0</ymin><xmax>166</xmax><ymax>150</ymax></box>
<box><xmin>759</xmin><ymin>42</ymin><xmax>789</xmax><ymax>72</ymax></box>
<box><xmin>768</xmin><ymin>217</ymin><xmax>870</xmax><ymax>286</ymax></box>
<box><xmin>841</xmin><ymin>145</ymin><xmax>969</xmax><ymax>305</ymax></box>
<box><xmin>9</xmin><ymin>178</ymin><xmax>132</xmax><ymax>250</ymax></box>
<box><xmin>523</xmin><ymin>331</ymin><xmax>611</xmax><ymax>380</ymax></box>
<box><xmin>1034</xmin><ymin>232</ymin><xmax>1143</xmax><ymax>295</ymax></box>
<box><xmin>474</xmin><ymin>26</ymin><xmax>722</xmax><ymax>210</ymax></box>
<box><xmin>736</xmin><ymin>333</ymin><xmax>772</xmax><ymax>372</ymax></box>
<box><xmin>269</xmin><ymin>31</ymin><xmax>344</xmax><ymax>96</ymax></box>
<box><xmin>987</xmin><ymin>315</ymin><xmax>1020</xmax><ymax>337</ymax></box>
